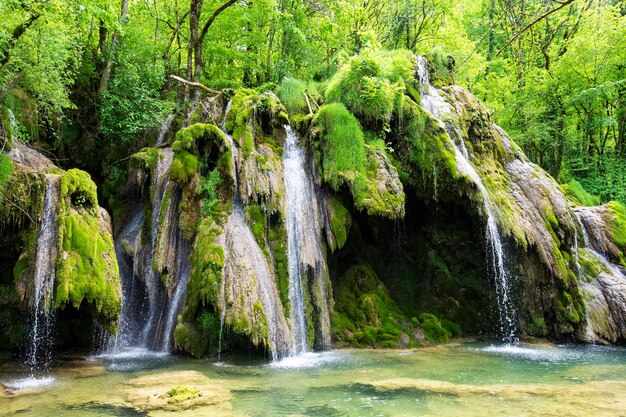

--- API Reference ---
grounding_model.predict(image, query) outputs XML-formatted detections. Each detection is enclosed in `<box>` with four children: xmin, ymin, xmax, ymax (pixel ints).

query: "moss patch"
<box><xmin>331</xmin><ymin>264</ymin><xmax>454</xmax><ymax>348</ymax></box>
<box><xmin>327</xmin><ymin>195</ymin><xmax>352</xmax><ymax>251</ymax></box>
<box><xmin>561</xmin><ymin>180</ymin><xmax>600</xmax><ymax>207</ymax></box>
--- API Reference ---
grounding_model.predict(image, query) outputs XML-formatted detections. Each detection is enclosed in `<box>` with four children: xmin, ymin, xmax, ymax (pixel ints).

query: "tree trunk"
<box><xmin>98</xmin><ymin>0</ymin><xmax>129</xmax><ymax>95</ymax></box>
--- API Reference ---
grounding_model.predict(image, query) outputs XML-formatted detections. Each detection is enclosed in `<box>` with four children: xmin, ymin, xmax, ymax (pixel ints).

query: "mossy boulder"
<box><xmin>55</xmin><ymin>169</ymin><xmax>121</xmax><ymax>333</ymax></box>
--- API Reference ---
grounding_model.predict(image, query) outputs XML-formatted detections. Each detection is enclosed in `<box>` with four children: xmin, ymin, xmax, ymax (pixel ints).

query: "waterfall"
<box><xmin>282</xmin><ymin>126</ymin><xmax>331</xmax><ymax>354</ymax></box>
<box><xmin>159</xmin><ymin>238</ymin><xmax>192</xmax><ymax>352</ymax></box>
<box><xmin>416</xmin><ymin>56</ymin><xmax>518</xmax><ymax>343</ymax></box>
<box><xmin>575</xmin><ymin>211</ymin><xmax>625</xmax><ymax>280</ymax></box>
<box><xmin>26</xmin><ymin>175</ymin><xmax>60</xmax><ymax>374</ymax></box>
<box><xmin>156</xmin><ymin>113</ymin><xmax>176</xmax><ymax>146</ymax></box>
<box><xmin>216</xmin><ymin>102</ymin><xmax>292</xmax><ymax>359</ymax></box>
<box><xmin>111</xmin><ymin>144</ymin><xmax>192</xmax><ymax>353</ymax></box>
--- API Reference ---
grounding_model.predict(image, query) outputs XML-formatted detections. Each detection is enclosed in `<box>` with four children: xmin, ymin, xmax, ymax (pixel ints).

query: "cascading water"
<box><xmin>216</xmin><ymin>102</ymin><xmax>292</xmax><ymax>359</ymax></box>
<box><xmin>416</xmin><ymin>56</ymin><xmax>518</xmax><ymax>343</ymax></box>
<box><xmin>26</xmin><ymin>175</ymin><xmax>60</xmax><ymax>374</ymax></box>
<box><xmin>109</xmin><ymin>144</ymin><xmax>192</xmax><ymax>355</ymax></box>
<box><xmin>159</xmin><ymin>237</ymin><xmax>192</xmax><ymax>352</ymax></box>
<box><xmin>282</xmin><ymin>126</ymin><xmax>331</xmax><ymax>354</ymax></box>
<box><xmin>156</xmin><ymin>113</ymin><xmax>176</xmax><ymax>146</ymax></box>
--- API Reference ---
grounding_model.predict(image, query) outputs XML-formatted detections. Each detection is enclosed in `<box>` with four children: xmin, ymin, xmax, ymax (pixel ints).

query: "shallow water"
<box><xmin>2</xmin><ymin>343</ymin><xmax>626</xmax><ymax>416</ymax></box>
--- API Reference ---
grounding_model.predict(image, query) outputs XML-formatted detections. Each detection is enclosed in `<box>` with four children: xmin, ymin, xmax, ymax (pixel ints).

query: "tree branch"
<box><xmin>198</xmin><ymin>0</ymin><xmax>238</xmax><ymax>45</ymax></box>
<box><xmin>169</xmin><ymin>75</ymin><xmax>221</xmax><ymax>95</ymax></box>
<box><xmin>496</xmin><ymin>0</ymin><xmax>575</xmax><ymax>57</ymax></box>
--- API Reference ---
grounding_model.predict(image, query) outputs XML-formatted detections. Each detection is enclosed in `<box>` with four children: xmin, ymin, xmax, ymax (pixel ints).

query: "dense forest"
<box><xmin>1</xmin><ymin>0</ymin><xmax>625</xmax><ymax>203</ymax></box>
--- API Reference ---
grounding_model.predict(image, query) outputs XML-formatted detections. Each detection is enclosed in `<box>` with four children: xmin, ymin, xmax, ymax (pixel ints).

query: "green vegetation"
<box><xmin>562</xmin><ymin>180</ymin><xmax>600</xmax><ymax>207</ymax></box>
<box><xmin>326</xmin><ymin>49</ymin><xmax>413</xmax><ymax>127</ymax></box>
<box><xmin>162</xmin><ymin>386</ymin><xmax>201</xmax><ymax>404</ymax></box>
<box><xmin>606</xmin><ymin>201</ymin><xmax>626</xmax><ymax>260</ymax></box>
<box><xmin>332</xmin><ymin>264</ymin><xmax>457</xmax><ymax>348</ymax></box>
<box><xmin>277</xmin><ymin>78</ymin><xmax>308</xmax><ymax>115</ymax></box>
<box><xmin>327</xmin><ymin>196</ymin><xmax>352</xmax><ymax>252</ymax></box>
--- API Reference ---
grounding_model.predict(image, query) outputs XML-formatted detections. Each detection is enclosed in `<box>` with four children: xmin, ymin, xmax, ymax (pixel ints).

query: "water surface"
<box><xmin>2</xmin><ymin>342</ymin><xmax>626</xmax><ymax>416</ymax></box>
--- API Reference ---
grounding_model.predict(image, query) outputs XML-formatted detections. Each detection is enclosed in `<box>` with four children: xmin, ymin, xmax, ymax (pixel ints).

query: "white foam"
<box><xmin>480</xmin><ymin>344</ymin><xmax>579</xmax><ymax>362</ymax></box>
<box><xmin>5</xmin><ymin>376</ymin><xmax>56</xmax><ymax>390</ymax></box>
<box><xmin>91</xmin><ymin>347</ymin><xmax>169</xmax><ymax>361</ymax></box>
<box><xmin>268</xmin><ymin>351</ymin><xmax>341</xmax><ymax>370</ymax></box>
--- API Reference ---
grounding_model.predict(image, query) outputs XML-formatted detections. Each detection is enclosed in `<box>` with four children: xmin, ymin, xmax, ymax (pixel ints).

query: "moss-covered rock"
<box><xmin>312</xmin><ymin>103</ymin><xmax>405</xmax><ymax>218</ymax></box>
<box><xmin>55</xmin><ymin>169</ymin><xmax>121</xmax><ymax>333</ymax></box>
<box><xmin>331</xmin><ymin>264</ymin><xmax>455</xmax><ymax>348</ymax></box>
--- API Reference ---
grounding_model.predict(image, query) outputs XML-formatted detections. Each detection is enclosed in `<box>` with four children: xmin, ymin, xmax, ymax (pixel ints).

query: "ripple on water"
<box><xmin>5</xmin><ymin>376</ymin><xmax>56</xmax><ymax>390</ymax></box>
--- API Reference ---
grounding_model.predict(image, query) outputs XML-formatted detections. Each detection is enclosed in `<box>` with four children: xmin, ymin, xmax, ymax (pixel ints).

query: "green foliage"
<box><xmin>326</xmin><ymin>50</ymin><xmax>412</xmax><ymax>127</ymax></box>
<box><xmin>199</xmin><ymin>169</ymin><xmax>222</xmax><ymax>218</ymax></box>
<box><xmin>277</xmin><ymin>77</ymin><xmax>308</xmax><ymax>115</ymax></box>
<box><xmin>98</xmin><ymin>21</ymin><xmax>173</xmax><ymax>143</ymax></box>
<box><xmin>561</xmin><ymin>180</ymin><xmax>600</xmax><ymax>207</ymax></box>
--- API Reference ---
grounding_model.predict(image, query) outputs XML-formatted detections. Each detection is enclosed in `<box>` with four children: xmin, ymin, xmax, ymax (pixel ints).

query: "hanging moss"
<box><xmin>312</xmin><ymin>103</ymin><xmax>405</xmax><ymax>217</ymax></box>
<box><xmin>327</xmin><ymin>195</ymin><xmax>352</xmax><ymax>252</ymax></box>
<box><xmin>268</xmin><ymin>220</ymin><xmax>290</xmax><ymax>315</ymax></box>
<box><xmin>55</xmin><ymin>169</ymin><xmax>121</xmax><ymax>333</ymax></box>
<box><xmin>170</xmin><ymin>151</ymin><xmax>198</xmax><ymax>184</ymax></box>
<box><xmin>130</xmin><ymin>147</ymin><xmax>160</xmax><ymax>175</ymax></box>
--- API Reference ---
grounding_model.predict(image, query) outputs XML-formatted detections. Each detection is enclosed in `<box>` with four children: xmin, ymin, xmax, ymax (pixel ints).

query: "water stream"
<box><xmin>416</xmin><ymin>56</ymin><xmax>517</xmax><ymax>343</ymax></box>
<box><xmin>282</xmin><ymin>126</ymin><xmax>331</xmax><ymax>354</ymax></box>
<box><xmin>26</xmin><ymin>175</ymin><xmax>60</xmax><ymax>376</ymax></box>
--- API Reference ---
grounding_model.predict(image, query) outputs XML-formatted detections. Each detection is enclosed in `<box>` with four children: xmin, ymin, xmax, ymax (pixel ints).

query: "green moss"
<box><xmin>313</xmin><ymin>104</ymin><xmax>367</xmax><ymax>189</ymax></box>
<box><xmin>414</xmin><ymin>313</ymin><xmax>451</xmax><ymax>343</ymax></box>
<box><xmin>170</xmin><ymin>151</ymin><xmax>198</xmax><ymax>183</ymax></box>
<box><xmin>327</xmin><ymin>196</ymin><xmax>352</xmax><ymax>251</ymax></box>
<box><xmin>130</xmin><ymin>147</ymin><xmax>160</xmax><ymax>174</ymax></box>
<box><xmin>577</xmin><ymin>248</ymin><xmax>607</xmax><ymax>282</ymax></box>
<box><xmin>60</xmin><ymin>169</ymin><xmax>98</xmax><ymax>210</ymax></box>
<box><xmin>174</xmin><ymin>322</ymin><xmax>206</xmax><ymax>358</ymax></box>
<box><xmin>0</xmin><ymin>154</ymin><xmax>12</xmax><ymax>194</ymax></box>
<box><xmin>332</xmin><ymin>264</ymin><xmax>427</xmax><ymax>348</ymax></box>
<box><xmin>427</xmin><ymin>249</ymin><xmax>452</xmax><ymax>279</ymax></box>
<box><xmin>268</xmin><ymin>221</ymin><xmax>290</xmax><ymax>315</ymax></box>
<box><xmin>186</xmin><ymin>219</ymin><xmax>224</xmax><ymax>320</ymax></box>
<box><xmin>606</xmin><ymin>201</ymin><xmax>626</xmax><ymax>258</ymax></box>
<box><xmin>12</xmin><ymin>254</ymin><xmax>29</xmax><ymax>282</ymax></box>
<box><xmin>172</xmin><ymin>123</ymin><xmax>228</xmax><ymax>155</ymax></box>
<box><xmin>162</xmin><ymin>385</ymin><xmax>201</xmax><ymax>403</ymax></box>
<box><xmin>561</xmin><ymin>180</ymin><xmax>600</xmax><ymax>207</ymax></box>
